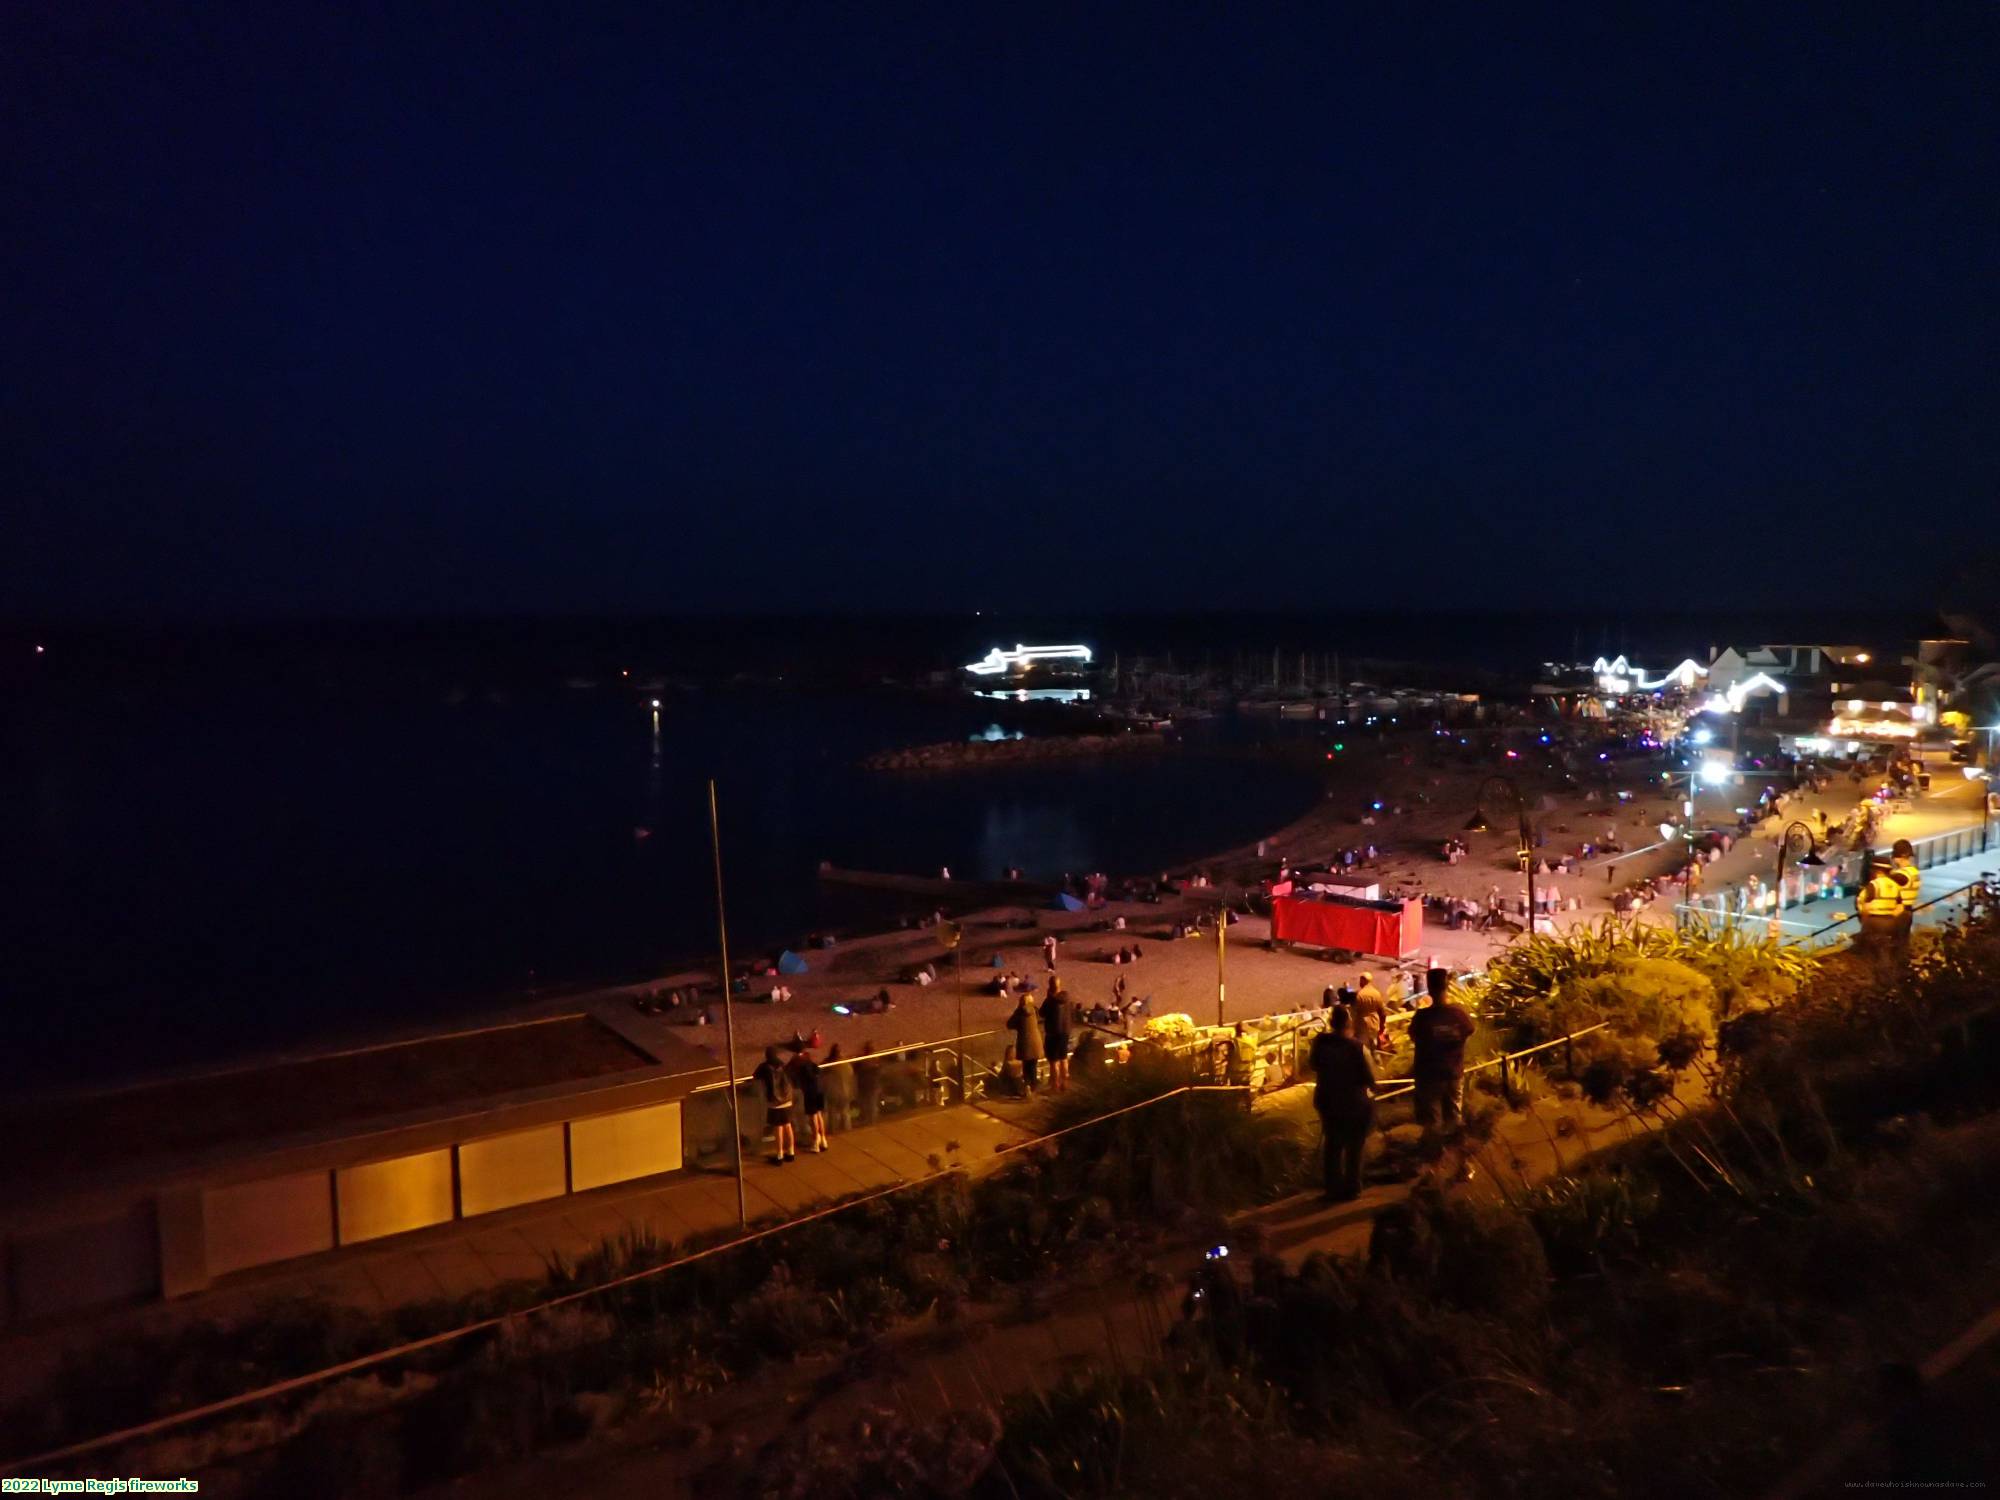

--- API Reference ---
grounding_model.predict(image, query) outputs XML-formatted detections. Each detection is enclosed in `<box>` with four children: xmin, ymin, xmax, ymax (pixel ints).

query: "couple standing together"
<box><xmin>1308</xmin><ymin>967</ymin><xmax>1474</xmax><ymax>1201</ymax></box>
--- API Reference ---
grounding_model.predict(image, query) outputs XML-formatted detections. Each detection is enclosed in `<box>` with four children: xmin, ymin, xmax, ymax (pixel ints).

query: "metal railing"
<box><xmin>1372</xmin><ymin>1021</ymin><xmax>1611</xmax><ymax>1101</ymax></box>
<box><xmin>1869</xmin><ymin>821</ymin><xmax>1993</xmax><ymax>871</ymax></box>
<box><xmin>681</xmin><ymin>1027</ymin><xmax>1012</xmax><ymax>1165</ymax></box>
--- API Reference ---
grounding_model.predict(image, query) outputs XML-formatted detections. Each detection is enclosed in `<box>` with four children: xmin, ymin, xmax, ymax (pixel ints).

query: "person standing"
<box><xmin>1007</xmin><ymin>993</ymin><xmax>1046</xmax><ymax>1090</ymax></box>
<box><xmin>790</xmin><ymin>1046</ymin><xmax>829</xmax><ymax>1153</ymax></box>
<box><xmin>1042</xmin><ymin>933</ymin><xmax>1059</xmax><ymax>972</ymax></box>
<box><xmin>1353</xmin><ymin>971</ymin><xmax>1388</xmax><ymax>1052</ymax></box>
<box><xmin>1039</xmin><ymin>979</ymin><xmax>1073</xmax><ymax>1092</ymax></box>
<box><xmin>1408</xmin><ymin>968</ymin><xmax>1475</xmax><ymax>1151</ymax></box>
<box><xmin>822</xmin><ymin>1043</ymin><xmax>854</xmax><ymax>1130</ymax></box>
<box><xmin>1308</xmin><ymin>1007</ymin><xmax>1376</xmax><ymax>1201</ymax></box>
<box><xmin>854</xmin><ymin>1042</ymin><xmax>882</xmax><ymax>1127</ymax></box>
<box><xmin>753</xmin><ymin>1045</ymin><xmax>797</xmax><ymax>1163</ymax></box>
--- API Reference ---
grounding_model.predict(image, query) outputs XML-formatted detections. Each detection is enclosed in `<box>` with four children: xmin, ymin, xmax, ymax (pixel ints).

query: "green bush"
<box><xmin>1557</xmin><ymin>956</ymin><xmax>1718</xmax><ymax>1046</ymax></box>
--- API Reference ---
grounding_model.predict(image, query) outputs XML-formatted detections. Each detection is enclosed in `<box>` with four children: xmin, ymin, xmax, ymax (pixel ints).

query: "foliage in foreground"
<box><xmin>751</xmin><ymin>916</ymin><xmax>2000</xmax><ymax>1499</ymax></box>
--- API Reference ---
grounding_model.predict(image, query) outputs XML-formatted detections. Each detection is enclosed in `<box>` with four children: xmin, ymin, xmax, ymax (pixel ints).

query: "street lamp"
<box><xmin>1466</xmin><ymin>774</ymin><xmax>1535</xmax><ymax>935</ymax></box>
<box><xmin>1771</xmin><ymin>820</ymin><xmax>1825</xmax><ymax>936</ymax></box>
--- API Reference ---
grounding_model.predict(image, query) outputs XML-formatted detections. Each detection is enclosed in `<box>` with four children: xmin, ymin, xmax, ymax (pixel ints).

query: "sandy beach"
<box><xmin>605</xmin><ymin>730</ymin><xmax>1990</xmax><ymax>1067</ymax></box>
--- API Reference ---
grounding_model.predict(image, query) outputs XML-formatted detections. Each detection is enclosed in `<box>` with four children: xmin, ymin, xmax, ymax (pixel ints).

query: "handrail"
<box><xmin>1367</xmin><ymin>1021</ymin><xmax>1611</xmax><ymax>1102</ymax></box>
<box><xmin>991</xmin><ymin>1084</ymin><xmax>1250</xmax><ymax>1155</ymax></box>
<box><xmin>683</xmin><ymin>1027</ymin><xmax>1008</xmax><ymax>1094</ymax></box>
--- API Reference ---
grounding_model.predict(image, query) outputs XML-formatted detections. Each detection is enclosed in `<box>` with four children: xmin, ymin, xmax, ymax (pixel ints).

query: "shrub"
<box><xmin>746</xmin><ymin>1405</ymin><xmax>1002</xmax><ymax>1499</ymax></box>
<box><xmin>1556</xmin><ymin>956</ymin><xmax>1718</xmax><ymax>1047</ymax></box>
<box><xmin>1027</xmin><ymin>1051</ymin><xmax>1308</xmax><ymax>1217</ymax></box>
<box><xmin>1523</xmin><ymin>1170</ymin><xmax>1661</xmax><ymax>1276</ymax></box>
<box><xmin>1368</xmin><ymin>1188</ymin><xmax>1550</xmax><ymax>1323</ymax></box>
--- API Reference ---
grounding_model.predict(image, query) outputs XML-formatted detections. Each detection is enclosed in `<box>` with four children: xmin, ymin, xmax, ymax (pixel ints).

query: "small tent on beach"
<box><xmin>1046</xmin><ymin>892</ymin><xmax>1087</xmax><ymax>913</ymax></box>
<box><xmin>776</xmin><ymin>950</ymin><xmax>810</xmax><ymax>975</ymax></box>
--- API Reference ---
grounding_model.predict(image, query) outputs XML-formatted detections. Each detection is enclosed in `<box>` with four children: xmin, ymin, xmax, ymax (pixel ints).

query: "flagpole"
<box><xmin>707</xmin><ymin>779</ymin><xmax>747</xmax><ymax>1229</ymax></box>
<box><xmin>1216</xmin><ymin>908</ymin><xmax>1227</xmax><ymax>1028</ymax></box>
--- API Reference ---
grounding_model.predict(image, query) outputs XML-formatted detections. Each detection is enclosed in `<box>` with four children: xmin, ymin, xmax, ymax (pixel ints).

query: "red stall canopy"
<box><xmin>1270</xmin><ymin>894</ymin><xmax>1422</xmax><ymax>959</ymax></box>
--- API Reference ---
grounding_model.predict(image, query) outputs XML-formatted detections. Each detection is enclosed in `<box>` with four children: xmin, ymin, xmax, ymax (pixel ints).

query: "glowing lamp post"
<box><xmin>1466</xmin><ymin>774</ymin><xmax>1535</xmax><ymax>935</ymax></box>
<box><xmin>1771</xmin><ymin>821</ymin><xmax>1825</xmax><ymax>937</ymax></box>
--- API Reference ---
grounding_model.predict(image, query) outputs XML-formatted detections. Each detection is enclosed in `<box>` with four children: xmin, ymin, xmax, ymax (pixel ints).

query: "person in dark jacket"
<box><xmin>822</xmin><ymin>1044</ymin><xmax>855</xmax><ymax>1130</ymax></box>
<box><xmin>790</xmin><ymin>1046</ymin><xmax>829</xmax><ymax>1153</ymax></box>
<box><xmin>1308</xmin><ymin>1008</ymin><xmax>1376</xmax><ymax>1201</ymax></box>
<box><xmin>1039</xmin><ymin>979</ymin><xmax>1073</xmax><ymax>1092</ymax></box>
<box><xmin>1408</xmin><ymin>967</ymin><xmax>1476</xmax><ymax>1146</ymax></box>
<box><xmin>1007</xmin><ymin>996</ymin><xmax>1046</xmax><ymax>1090</ymax></box>
<box><xmin>854</xmin><ymin>1042</ymin><xmax>883</xmax><ymax>1127</ymax></box>
<box><xmin>753</xmin><ymin>1045</ymin><xmax>796</xmax><ymax>1164</ymax></box>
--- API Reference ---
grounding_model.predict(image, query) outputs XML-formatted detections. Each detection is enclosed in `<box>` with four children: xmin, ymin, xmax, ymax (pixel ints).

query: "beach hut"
<box><xmin>776</xmin><ymin>949</ymin><xmax>810</xmax><ymax>975</ymax></box>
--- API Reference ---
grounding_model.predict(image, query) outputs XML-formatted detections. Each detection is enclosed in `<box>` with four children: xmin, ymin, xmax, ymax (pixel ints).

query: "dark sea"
<box><xmin>1</xmin><ymin>684</ymin><xmax>1330</xmax><ymax>1084</ymax></box>
<box><xmin>0</xmin><ymin>607</ymin><xmax>1929</xmax><ymax>1085</ymax></box>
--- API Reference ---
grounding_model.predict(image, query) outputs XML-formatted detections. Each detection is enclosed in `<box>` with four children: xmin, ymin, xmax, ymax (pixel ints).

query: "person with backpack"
<box><xmin>753</xmin><ymin>1044</ymin><xmax>797</xmax><ymax>1163</ymax></box>
<box><xmin>1308</xmin><ymin>1007</ymin><xmax>1376</xmax><ymax>1201</ymax></box>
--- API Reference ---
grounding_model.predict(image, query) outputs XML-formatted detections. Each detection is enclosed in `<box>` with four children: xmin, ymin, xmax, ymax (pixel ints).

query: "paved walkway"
<box><xmin>0</xmin><ymin>1103</ymin><xmax>1029</xmax><ymax>1409</ymax></box>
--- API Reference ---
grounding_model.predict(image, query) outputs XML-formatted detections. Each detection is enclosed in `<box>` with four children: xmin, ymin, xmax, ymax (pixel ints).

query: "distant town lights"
<box><xmin>1592</xmin><ymin>655</ymin><xmax>1707</xmax><ymax>696</ymax></box>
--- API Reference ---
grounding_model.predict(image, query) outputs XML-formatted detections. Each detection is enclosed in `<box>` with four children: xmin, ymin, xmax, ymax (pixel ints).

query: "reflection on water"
<box><xmin>2</xmin><ymin>688</ymin><xmax>1320</xmax><ymax>1081</ymax></box>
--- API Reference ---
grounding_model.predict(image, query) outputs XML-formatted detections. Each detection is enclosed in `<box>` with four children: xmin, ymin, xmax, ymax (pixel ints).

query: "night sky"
<box><xmin>4</xmin><ymin>3</ymin><xmax>1995</xmax><ymax>620</ymax></box>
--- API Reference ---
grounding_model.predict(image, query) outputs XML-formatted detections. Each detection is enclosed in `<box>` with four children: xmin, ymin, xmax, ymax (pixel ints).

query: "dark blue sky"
<box><xmin>3</xmin><ymin>3</ymin><xmax>1995</xmax><ymax>619</ymax></box>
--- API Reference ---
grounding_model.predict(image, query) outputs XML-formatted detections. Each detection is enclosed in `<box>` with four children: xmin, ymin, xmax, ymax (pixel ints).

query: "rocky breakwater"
<box><xmin>864</xmin><ymin>734</ymin><xmax>1169</xmax><ymax>772</ymax></box>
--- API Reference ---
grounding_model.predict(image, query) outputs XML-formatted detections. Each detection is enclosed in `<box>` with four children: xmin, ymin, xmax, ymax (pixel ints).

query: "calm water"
<box><xmin>1</xmin><ymin>686</ymin><xmax>1321</xmax><ymax>1082</ymax></box>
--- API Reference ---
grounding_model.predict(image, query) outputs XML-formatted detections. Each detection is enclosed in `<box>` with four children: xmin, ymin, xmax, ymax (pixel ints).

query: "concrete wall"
<box><xmin>459</xmin><ymin>1125</ymin><xmax>568</xmax><ymax>1217</ymax></box>
<box><xmin>204</xmin><ymin>1170</ymin><xmax>337</xmax><ymax>1279</ymax></box>
<box><xmin>570</xmin><ymin>1102</ymin><xmax>682</xmax><ymax>1192</ymax></box>
<box><xmin>4</xmin><ymin>1084</ymin><xmax>699</xmax><ymax>1322</ymax></box>
<box><xmin>8</xmin><ymin>1201</ymin><xmax>157</xmax><ymax>1321</ymax></box>
<box><xmin>335</xmin><ymin>1149</ymin><xmax>455</xmax><ymax>1245</ymax></box>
